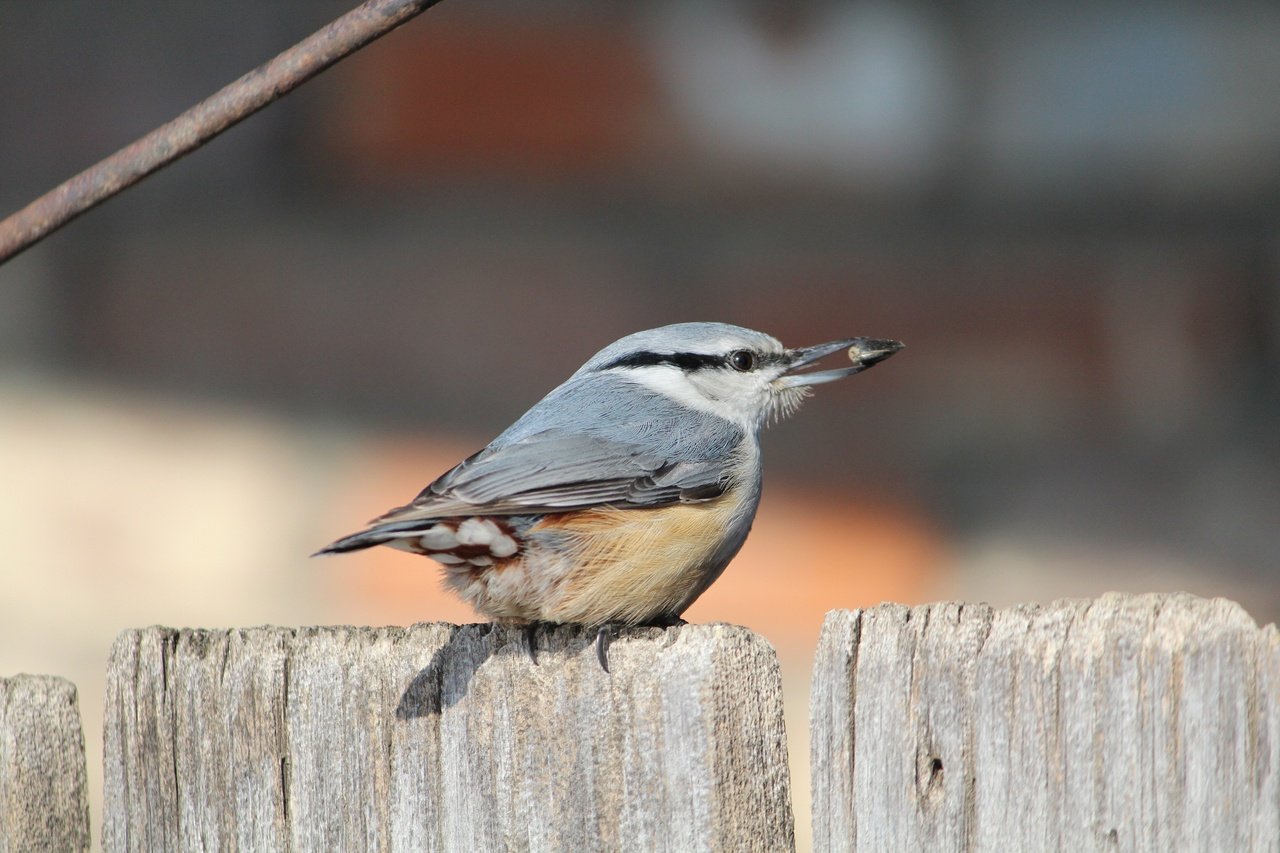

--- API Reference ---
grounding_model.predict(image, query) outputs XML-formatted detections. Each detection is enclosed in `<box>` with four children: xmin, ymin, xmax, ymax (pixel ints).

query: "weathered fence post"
<box><xmin>0</xmin><ymin>675</ymin><xmax>91</xmax><ymax>852</ymax></box>
<box><xmin>810</xmin><ymin>592</ymin><xmax>1280</xmax><ymax>851</ymax></box>
<box><xmin>104</xmin><ymin>622</ymin><xmax>794</xmax><ymax>851</ymax></box>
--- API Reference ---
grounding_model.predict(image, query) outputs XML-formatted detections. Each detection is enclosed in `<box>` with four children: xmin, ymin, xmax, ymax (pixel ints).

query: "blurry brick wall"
<box><xmin>322</xmin><ymin>13</ymin><xmax>667</xmax><ymax>184</ymax></box>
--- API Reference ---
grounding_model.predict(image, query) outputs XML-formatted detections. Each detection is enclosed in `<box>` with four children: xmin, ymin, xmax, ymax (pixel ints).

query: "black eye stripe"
<box><xmin>601</xmin><ymin>350</ymin><xmax>786</xmax><ymax>372</ymax></box>
<box><xmin>601</xmin><ymin>351</ymin><xmax>721</xmax><ymax>371</ymax></box>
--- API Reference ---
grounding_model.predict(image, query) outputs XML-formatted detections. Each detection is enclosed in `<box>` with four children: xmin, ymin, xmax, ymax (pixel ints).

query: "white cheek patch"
<box><xmin>623</xmin><ymin>365</ymin><xmax>759</xmax><ymax>429</ymax></box>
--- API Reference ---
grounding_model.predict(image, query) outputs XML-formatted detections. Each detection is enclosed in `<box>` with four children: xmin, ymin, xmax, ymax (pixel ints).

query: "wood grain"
<box><xmin>0</xmin><ymin>674</ymin><xmax>90</xmax><ymax>852</ymax></box>
<box><xmin>811</xmin><ymin>593</ymin><xmax>1280</xmax><ymax>852</ymax></box>
<box><xmin>104</xmin><ymin>622</ymin><xmax>793</xmax><ymax>851</ymax></box>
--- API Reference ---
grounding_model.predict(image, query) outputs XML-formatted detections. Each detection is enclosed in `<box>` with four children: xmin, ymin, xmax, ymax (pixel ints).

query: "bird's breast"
<box><xmin>530</xmin><ymin>485</ymin><xmax>757</xmax><ymax>625</ymax></box>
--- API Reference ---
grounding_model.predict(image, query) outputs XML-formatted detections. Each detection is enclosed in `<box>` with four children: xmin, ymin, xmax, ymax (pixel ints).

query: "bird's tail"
<box><xmin>312</xmin><ymin>517</ymin><xmax>436</xmax><ymax>556</ymax></box>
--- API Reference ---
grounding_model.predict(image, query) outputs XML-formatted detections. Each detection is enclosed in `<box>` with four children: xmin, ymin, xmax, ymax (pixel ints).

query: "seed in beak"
<box><xmin>848</xmin><ymin>338</ymin><xmax>904</xmax><ymax>368</ymax></box>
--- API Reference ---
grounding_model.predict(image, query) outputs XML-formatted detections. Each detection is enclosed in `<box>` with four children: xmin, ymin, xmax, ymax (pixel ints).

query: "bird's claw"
<box><xmin>524</xmin><ymin>622</ymin><xmax>540</xmax><ymax>665</ymax></box>
<box><xmin>595</xmin><ymin>623</ymin><xmax>621</xmax><ymax>673</ymax></box>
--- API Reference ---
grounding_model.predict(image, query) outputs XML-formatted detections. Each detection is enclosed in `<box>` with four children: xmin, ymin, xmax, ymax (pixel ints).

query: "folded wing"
<box><xmin>377</xmin><ymin>431</ymin><xmax>729</xmax><ymax>524</ymax></box>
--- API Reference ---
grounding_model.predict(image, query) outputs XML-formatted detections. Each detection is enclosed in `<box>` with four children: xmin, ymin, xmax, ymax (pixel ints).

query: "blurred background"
<box><xmin>2</xmin><ymin>1</ymin><xmax>1279</xmax><ymax>847</ymax></box>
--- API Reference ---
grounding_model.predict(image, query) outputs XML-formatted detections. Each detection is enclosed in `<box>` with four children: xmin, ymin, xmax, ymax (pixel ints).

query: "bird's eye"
<box><xmin>728</xmin><ymin>350</ymin><xmax>755</xmax><ymax>372</ymax></box>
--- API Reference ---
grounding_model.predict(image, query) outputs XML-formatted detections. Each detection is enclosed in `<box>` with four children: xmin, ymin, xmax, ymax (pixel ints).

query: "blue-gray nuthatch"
<box><xmin>319</xmin><ymin>322</ymin><xmax>902</xmax><ymax>666</ymax></box>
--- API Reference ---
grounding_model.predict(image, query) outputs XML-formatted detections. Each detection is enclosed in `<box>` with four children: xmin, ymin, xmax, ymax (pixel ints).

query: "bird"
<box><xmin>318</xmin><ymin>322</ymin><xmax>902</xmax><ymax>668</ymax></box>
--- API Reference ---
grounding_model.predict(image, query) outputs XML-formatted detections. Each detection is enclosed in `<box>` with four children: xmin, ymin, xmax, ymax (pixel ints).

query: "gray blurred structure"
<box><xmin>2</xmin><ymin>1</ymin><xmax>1279</xmax><ymax>612</ymax></box>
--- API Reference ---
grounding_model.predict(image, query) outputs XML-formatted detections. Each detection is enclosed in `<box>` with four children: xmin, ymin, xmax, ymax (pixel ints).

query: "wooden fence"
<box><xmin>2</xmin><ymin>593</ymin><xmax>1277</xmax><ymax>851</ymax></box>
<box><xmin>103</xmin><ymin>623</ymin><xmax>792</xmax><ymax>851</ymax></box>
<box><xmin>811</xmin><ymin>593</ymin><xmax>1280</xmax><ymax>851</ymax></box>
<box><xmin>0</xmin><ymin>675</ymin><xmax>90</xmax><ymax>851</ymax></box>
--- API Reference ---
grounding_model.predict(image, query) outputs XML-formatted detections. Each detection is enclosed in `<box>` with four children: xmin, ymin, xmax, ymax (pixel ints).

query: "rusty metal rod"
<box><xmin>0</xmin><ymin>0</ymin><xmax>444</xmax><ymax>265</ymax></box>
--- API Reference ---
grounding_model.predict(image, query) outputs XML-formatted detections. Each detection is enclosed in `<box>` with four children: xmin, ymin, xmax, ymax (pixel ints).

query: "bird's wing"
<box><xmin>370</xmin><ymin>430</ymin><xmax>731</xmax><ymax>525</ymax></box>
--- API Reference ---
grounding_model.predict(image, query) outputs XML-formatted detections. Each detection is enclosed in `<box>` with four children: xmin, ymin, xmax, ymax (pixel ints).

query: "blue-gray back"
<box><xmin>416</xmin><ymin>372</ymin><xmax>747</xmax><ymax>511</ymax></box>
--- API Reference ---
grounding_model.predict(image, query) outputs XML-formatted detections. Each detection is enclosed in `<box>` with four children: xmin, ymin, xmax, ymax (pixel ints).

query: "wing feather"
<box><xmin>369</xmin><ymin>432</ymin><xmax>731</xmax><ymax>525</ymax></box>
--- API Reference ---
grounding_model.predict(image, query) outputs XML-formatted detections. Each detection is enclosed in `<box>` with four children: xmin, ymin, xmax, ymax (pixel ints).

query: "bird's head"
<box><xmin>578</xmin><ymin>322</ymin><xmax>903</xmax><ymax>429</ymax></box>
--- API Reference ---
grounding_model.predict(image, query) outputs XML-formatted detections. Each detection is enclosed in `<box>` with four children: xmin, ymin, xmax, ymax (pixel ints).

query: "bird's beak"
<box><xmin>776</xmin><ymin>337</ymin><xmax>904</xmax><ymax>388</ymax></box>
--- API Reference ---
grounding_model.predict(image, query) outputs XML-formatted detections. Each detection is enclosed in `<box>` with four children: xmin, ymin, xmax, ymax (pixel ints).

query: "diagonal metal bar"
<box><xmin>0</xmin><ymin>0</ymin><xmax>445</xmax><ymax>265</ymax></box>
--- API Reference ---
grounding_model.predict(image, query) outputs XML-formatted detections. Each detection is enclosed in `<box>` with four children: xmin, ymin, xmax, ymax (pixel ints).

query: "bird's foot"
<box><xmin>593</xmin><ymin>616</ymin><xmax>685</xmax><ymax>672</ymax></box>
